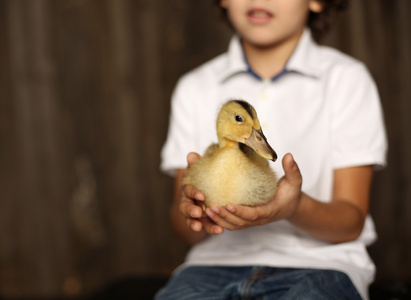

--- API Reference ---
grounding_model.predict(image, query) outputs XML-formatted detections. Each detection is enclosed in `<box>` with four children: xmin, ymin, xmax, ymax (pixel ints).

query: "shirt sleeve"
<box><xmin>330</xmin><ymin>62</ymin><xmax>388</xmax><ymax>169</ymax></box>
<box><xmin>160</xmin><ymin>76</ymin><xmax>196</xmax><ymax>176</ymax></box>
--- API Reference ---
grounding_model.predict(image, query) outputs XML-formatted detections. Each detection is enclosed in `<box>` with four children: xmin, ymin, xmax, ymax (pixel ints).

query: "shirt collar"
<box><xmin>218</xmin><ymin>28</ymin><xmax>321</xmax><ymax>82</ymax></box>
<box><xmin>218</xmin><ymin>35</ymin><xmax>248</xmax><ymax>82</ymax></box>
<box><xmin>286</xmin><ymin>28</ymin><xmax>321</xmax><ymax>78</ymax></box>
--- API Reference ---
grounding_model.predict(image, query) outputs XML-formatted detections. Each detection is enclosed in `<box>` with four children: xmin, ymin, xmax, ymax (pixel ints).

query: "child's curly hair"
<box><xmin>308</xmin><ymin>0</ymin><xmax>349</xmax><ymax>40</ymax></box>
<box><xmin>214</xmin><ymin>0</ymin><xmax>349</xmax><ymax>41</ymax></box>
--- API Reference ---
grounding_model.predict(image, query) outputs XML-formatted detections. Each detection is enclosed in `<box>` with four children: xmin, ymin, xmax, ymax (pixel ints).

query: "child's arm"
<box><xmin>288</xmin><ymin>163</ymin><xmax>372</xmax><ymax>243</ymax></box>
<box><xmin>203</xmin><ymin>153</ymin><xmax>373</xmax><ymax>244</ymax></box>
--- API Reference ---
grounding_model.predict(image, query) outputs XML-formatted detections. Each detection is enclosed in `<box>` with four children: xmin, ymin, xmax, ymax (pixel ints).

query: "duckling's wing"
<box><xmin>203</xmin><ymin>143</ymin><xmax>219</xmax><ymax>158</ymax></box>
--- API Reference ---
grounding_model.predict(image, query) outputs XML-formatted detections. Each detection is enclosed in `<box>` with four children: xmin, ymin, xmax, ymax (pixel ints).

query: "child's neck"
<box><xmin>242</xmin><ymin>31</ymin><xmax>302</xmax><ymax>80</ymax></box>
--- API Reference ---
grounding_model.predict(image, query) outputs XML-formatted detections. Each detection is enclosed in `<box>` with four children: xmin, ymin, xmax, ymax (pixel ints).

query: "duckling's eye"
<box><xmin>235</xmin><ymin>115</ymin><xmax>243</xmax><ymax>122</ymax></box>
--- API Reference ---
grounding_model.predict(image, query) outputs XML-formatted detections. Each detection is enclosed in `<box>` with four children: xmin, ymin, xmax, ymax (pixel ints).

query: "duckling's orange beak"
<box><xmin>245</xmin><ymin>128</ymin><xmax>277</xmax><ymax>162</ymax></box>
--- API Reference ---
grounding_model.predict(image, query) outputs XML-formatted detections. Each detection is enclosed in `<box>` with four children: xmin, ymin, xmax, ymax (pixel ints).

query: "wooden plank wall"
<box><xmin>0</xmin><ymin>0</ymin><xmax>409</xmax><ymax>298</ymax></box>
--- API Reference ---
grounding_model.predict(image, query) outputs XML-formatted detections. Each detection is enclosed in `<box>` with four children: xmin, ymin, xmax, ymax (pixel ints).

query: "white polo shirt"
<box><xmin>161</xmin><ymin>29</ymin><xmax>387</xmax><ymax>299</ymax></box>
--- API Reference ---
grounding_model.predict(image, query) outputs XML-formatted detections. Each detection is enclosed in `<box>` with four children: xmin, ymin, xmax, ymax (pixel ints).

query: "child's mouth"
<box><xmin>247</xmin><ymin>9</ymin><xmax>273</xmax><ymax>24</ymax></box>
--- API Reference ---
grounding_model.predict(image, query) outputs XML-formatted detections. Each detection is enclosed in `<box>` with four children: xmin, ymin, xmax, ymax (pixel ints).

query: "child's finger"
<box><xmin>205</xmin><ymin>206</ymin><xmax>247</xmax><ymax>230</ymax></box>
<box><xmin>182</xmin><ymin>184</ymin><xmax>205</xmax><ymax>202</ymax></box>
<box><xmin>187</xmin><ymin>219</ymin><xmax>203</xmax><ymax>232</ymax></box>
<box><xmin>187</xmin><ymin>152</ymin><xmax>201</xmax><ymax>167</ymax></box>
<box><xmin>201</xmin><ymin>216</ymin><xmax>224</xmax><ymax>235</ymax></box>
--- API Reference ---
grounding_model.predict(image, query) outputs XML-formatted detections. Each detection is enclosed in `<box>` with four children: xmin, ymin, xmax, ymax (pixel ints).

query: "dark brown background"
<box><xmin>0</xmin><ymin>0</ymin><xmax>410</xmax><ymax>298</ymax></box>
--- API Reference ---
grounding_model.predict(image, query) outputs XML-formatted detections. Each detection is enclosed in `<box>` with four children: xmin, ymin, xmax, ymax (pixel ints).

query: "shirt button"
<box><xmin>260</xmin><ymin>93</ymin><xmax>268</xmax><ymax>100</ymax></box>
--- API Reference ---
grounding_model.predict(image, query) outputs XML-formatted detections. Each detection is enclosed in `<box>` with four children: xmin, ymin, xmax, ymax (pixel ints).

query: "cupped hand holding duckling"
<box><xmin>181</xmin><ymin>152</ymin><xmax>303</xmax><ymax>234</ymax></box>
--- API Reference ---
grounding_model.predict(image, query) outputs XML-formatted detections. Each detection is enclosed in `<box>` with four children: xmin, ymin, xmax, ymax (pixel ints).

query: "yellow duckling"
<box><xmin>183</xmin><ymin>100</ymin><xmax>278</xmax><ymax>207</ymax></box>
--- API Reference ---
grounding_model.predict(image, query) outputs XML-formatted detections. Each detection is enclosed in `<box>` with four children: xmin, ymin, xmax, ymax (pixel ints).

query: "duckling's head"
<box><xmin>216</xmin><ymin>100</ymin><xmax>277</xmax><ymax>162</ymax></box>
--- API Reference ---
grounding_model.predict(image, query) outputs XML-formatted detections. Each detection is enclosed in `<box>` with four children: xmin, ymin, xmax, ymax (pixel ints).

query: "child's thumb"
<box><xmin>282</xmin><ymin>153</ymin><xmax>302</xmax><ymax>187</ymax></box>
<box><xmin>187</xmin><ymin>152</ymin><xmax>201</xmax><ymax>167</ymax></box>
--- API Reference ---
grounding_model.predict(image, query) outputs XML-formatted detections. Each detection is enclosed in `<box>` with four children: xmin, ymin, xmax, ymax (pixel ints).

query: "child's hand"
<box><xmin>203</xmin><ymin>153</ymin><xmax>302</xmax><ymax>230</ymax></box>
<box><xmin>179</xmin><ymin>152</ymin><xmax>224</xmax><ymax>235</ymax></box>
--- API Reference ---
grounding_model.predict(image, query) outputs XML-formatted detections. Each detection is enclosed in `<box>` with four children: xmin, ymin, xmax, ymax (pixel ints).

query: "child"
<box><xmin>157</xmin><ymin>0</ymin><xmax>387</xmax><ymax>299</ymax></box>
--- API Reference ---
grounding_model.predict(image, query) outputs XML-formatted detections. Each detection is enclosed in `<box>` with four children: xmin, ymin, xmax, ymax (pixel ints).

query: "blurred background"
<box><xmin>0</xmin><ymin>0</ymin><xmax>410</xmax><ymax>299</ymax></box>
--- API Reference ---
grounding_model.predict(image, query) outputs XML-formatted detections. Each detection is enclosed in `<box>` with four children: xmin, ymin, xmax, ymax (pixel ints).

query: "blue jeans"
<box><xmin>155</xmin><ymin>266</ymin><xmax>362</xmax><ymax>300</ymax></box>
